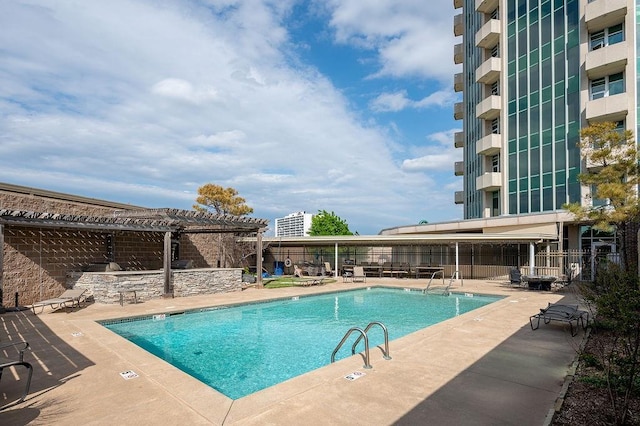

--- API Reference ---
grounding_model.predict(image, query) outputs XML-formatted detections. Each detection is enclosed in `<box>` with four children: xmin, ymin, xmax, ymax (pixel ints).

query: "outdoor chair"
<box><xmin>0</xmin><ymin>341</ymin><xmax>33</xmax><ymax>409</ymax></box>
<box><xmin>31</xmin><ymin>288</ymin><xmax>87</xmax><ymax>314</ymax></box>
<box><xmin>529</xmin><ymin>303</ymin><xmax>589</xmax><ymax>336</ymax></box>
<box><xmin>294</xmin><ymin>277</ymin><xmax>326</xmax><ymax>286</ymax></box>
<box><xmin>509</xmin><ymin>268</ymin><xmax>522</xmax><ymax>285</ymax></box>
<box><xmin>293</xmin><ymin>265</ymin><xmax>309</xmax><ymax>277</ymax></box>
<box><xmin>352</xmin><ymin>266</ymin><xmax>366</xmax><ymax>283</ymax></box>
<box><xmin>323</xmin><ymin>262</ymin><xmax>334</xmax><ymax>276</ymax></box>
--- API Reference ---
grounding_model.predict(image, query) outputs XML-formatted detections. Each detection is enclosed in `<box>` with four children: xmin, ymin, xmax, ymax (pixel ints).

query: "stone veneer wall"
<box><xmin>68</xmin><ymin>268</ymin><xmax>242</xmax><ymax>304</ymax></box>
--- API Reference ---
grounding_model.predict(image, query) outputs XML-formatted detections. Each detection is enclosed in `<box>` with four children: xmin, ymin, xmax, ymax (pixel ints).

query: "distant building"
<box><xmin>275</xmin><ymin>211</ymin><xmax>313</xmax><ymax>237</ymax></box>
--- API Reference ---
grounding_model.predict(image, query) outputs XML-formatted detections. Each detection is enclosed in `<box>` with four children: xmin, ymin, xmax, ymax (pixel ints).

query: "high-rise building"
<box><xmin>275</xmin><ymin>211</ymin><xmax>314</xmax><ymax>237</ymax></box>
<box><xmin>453</xmin><ymin>0</ymin><xmax>635</xmax><ymax>220</ymax></box>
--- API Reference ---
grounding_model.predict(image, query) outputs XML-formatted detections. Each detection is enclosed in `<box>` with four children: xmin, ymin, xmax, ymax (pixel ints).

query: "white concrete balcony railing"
<box><xmin>476</xmin><ymin>95</ymin><xmax>501</xmax><ymax>120</ymax></box>
<box><xmin>476</xmin><ymin>0</ymin><xmax>499</xmax><ymax>14</ymax></box>
<box><xmin>454</xmin><ymin>72</ymin><xmax>464</xmax><ymax>92</ymax></box>
<box><xmin>476</xmin><ymin>172</ymin><xmax>502</xmax><ymax>191</ymax></box>
<box><xmin>454</xmin><ymin>161</ymin><xmax>465</xmax><ymax>176</ymax></box>
<box><xmin>454</xmin><ymin>13</ymin><xmax>464</xmax><ymax>37</ymax></box>
<box><xmin>476</xmin><ymin>133</ymin><xmax>502</xmax><ymax>156</ymax></box>
<box><xmin>454</xmin><ymin>43</ymin><xmax>464</xmax><ymax>64</ymax></box>
<box><xmin>454</xmin><ymin>191</ymin><xmax>465</xmax><ymax>204</ymax></box>
<box><xmin>454</xmin><ymin>101</ymin><xmax>465</xmax><ymax>120</ymax></box>
<box><xmin>454</xmin><ymin>0</ymin><xmax>463</xmax><ymax>9</ymax></box>
<box><xmin>475</xmin><ymin>19</ymin><xmax>500</xmax><ymax>49</ymax></box>
<box><xmin>585</xmin><ymin>93</ymin><xmax>629</xmax><ymax>122</ymax></box>
<box><xmin>585</xmin><ymin>0</ymin><xmax>627</xmax><ymax>31</ymax></box>
<box><xmin>476</xmin><ymin>57</ymin><xmax>501</xmax><ymax>84</ymax></box>
<box><xmin>455</xmin><ymin>131</ymin><xmax>465</xmax><ymax>148</ymax></box>
<box><xmin>585</xmin><ymin>41</ymin><xmax>628</xmax><ymax>79</ymax></box>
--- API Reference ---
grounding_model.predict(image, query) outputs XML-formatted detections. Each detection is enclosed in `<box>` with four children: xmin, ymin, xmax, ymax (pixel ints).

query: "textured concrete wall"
<box><xmin>0</xmin><ymin>190</ymin><xmax>128</xmax><ymax>216</ymax></box>
<box><xmin>68</xmin><ymin>268</ymin><xmax>242</xmax><ymax>304</ymax></box>
<box><xmin>1</xmin><ymin>189</ymin><xmax>234</xmax><ymax>307</ymax></box>
<box><xmin>3</xmin><ymin>226</ymin><xmax>170</xmax><ymax>306</ymax></box>
<box><xmin>3</xmin><ymin>227</ymin><xmax>107</xmax><ymax>307</ymax></box>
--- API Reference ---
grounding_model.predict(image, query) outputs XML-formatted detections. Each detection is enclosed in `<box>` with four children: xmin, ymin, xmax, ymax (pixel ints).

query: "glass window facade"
<box><xmin>505</xmin><ymin>0</ymin><xmax>581</xmax><ymax>215</ymax></box>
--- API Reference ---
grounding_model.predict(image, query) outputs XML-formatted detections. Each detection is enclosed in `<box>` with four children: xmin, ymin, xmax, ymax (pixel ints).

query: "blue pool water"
<box><xmin>102</xmin><ymin>287</ymin><xmax>501</xmax><ymax>399</ymax></box>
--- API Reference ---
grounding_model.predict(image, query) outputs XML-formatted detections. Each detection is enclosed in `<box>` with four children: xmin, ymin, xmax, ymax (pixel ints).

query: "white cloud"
<box><xmin>322</xmin><ymin>0</ymin><xmax>457</xmax><ymax>82</ymax></box>
<box><xmin>401</xmin><ymin>128</ymin><xmax>462</xmax><ymax>172</ymax></box>
<box><xmin>152</xmin><ymin>78</ymin><xmax>218</xmax><ymax>104</ymax></box>
<box><xmin>371</xmin><ymin>89</ymin><xmax>457</xmax><ymax>112</ymax></box>
<box><xmin>0</xmin><ymin>0</ymin><xmax>462</xmax><ymax>234</ymax></box>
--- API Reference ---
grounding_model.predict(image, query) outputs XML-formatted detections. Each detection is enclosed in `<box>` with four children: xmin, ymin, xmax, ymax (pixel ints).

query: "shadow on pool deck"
<box><xmin>394</xmin><ymin>302</ymin><xmax>582</xmax><ymax>426</ymax></box>
<box><xmin>0</xmin><ymin>308</ymin><xmax>95</xmax><ymax>421</ymax></box>
<box><xmin>0</xmin><ymin>281</ymin><xmax>586</xmax><ymax>425</ymax></box>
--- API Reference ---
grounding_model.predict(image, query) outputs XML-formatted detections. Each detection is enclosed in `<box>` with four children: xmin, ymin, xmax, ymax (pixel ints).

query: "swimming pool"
<box><xmin>102</xmin><ymin>287</ymin><xmax>501</xmax><ymax>399</ymax></box>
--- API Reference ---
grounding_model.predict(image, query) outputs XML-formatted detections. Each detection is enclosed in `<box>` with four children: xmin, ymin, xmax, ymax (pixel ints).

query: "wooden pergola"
<box><xmin>0</xmin><ymin>208</ymin><xmax>269</xmax><ymax>301</ymax></box>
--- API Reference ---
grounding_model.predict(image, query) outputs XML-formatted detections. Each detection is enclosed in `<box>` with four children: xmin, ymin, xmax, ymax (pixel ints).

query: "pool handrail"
<box><xmin>351</xmin><ymin>321</ymin><xmax>392</xmax><ymax>360</ymax></box>
<box><xmin>423</xmin><ymin>270</ymin><xmax>445</xmax><ymax>293</ymax></box>
<box><xmin>331</xmin><ymin>327</ymin><xmax>372</xmax><ymax>369</ymax></box>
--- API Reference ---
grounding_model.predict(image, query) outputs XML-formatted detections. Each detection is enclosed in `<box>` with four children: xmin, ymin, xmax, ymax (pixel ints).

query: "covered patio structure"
<box><xmin>0</xmin><ymin>208</ymin><xmax>268</xmax><ymax>309</ymax></box>
<box><xmin>246</xmin><ymin>232</ymin><xmax>568</xmax><ymax>281</ymax></box>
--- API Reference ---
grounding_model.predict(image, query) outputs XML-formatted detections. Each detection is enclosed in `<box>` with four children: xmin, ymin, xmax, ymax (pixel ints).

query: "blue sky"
<box><xmin>0</xmin><ymin>0</ymin><xmax>462</xmax><ymax>235</ymax></box>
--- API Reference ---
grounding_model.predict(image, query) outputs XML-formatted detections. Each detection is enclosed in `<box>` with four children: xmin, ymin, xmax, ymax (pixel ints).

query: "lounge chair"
<box><xmin>353</xmin><ymin>266</ymin><xmax>366</xmax><ymax>283</ymax></box>
<box><xmin>323</xmin><ymin>262</ymin><xmax>334</xmax><ymax>277</ymax></box>
<box><xmin>529</xmin><ymin>303</ymin><xmax>589</xmax><ymax>336</ymax></box>
<box><xmin>31</xmin><ymin>288</ymin><xmax>87</xmax><ymax>314</ymax></box>
<box><xmin>294</xmin><ymin>277</ymin><xmax>325</xmax><ymax>286</ymax></box>
<box><xmin>293</xmin><ymin>265</ymin><xmax>309</xmax><ymax>278</ymax></box>
<box><xmin>0</xmin><ymin>341</ymin><xmax>33</xmax><ymax>408</ymax></box>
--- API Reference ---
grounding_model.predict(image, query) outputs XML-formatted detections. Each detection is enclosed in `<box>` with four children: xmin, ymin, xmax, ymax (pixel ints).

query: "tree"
<box><xmin>565</xmin><ymin>123</ymin><xmax>640</xmax><ymax>424</ymax></box>
<box><xmin>193</xmin><ymin>183</ymin><xmax>254</xmax><ymax>269</ymax></box>
<box><xmin>564</xmin><ymin>121</ymin><xmax>639</xmax><ymax>270</ymax></box>
<box><xmin>193</xmin><ymin>183</ymin><xmax>253</xmax><ymax>216</ymax></box>
<box><xmin>308</xmin><ymin>210</ymin><xmax>353</xmax><ymax>236</ymax></box>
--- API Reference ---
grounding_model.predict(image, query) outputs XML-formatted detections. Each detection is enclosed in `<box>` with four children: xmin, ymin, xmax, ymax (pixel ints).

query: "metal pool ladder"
<box><xmin>331</xmin><ymin>322</ymin><xmax>392</xmax><ymax>369</ymax></box>
<box><xmin>423</xmin><ymin>271</ymin><xmax>464</xmax><ymax>295</ymax></box>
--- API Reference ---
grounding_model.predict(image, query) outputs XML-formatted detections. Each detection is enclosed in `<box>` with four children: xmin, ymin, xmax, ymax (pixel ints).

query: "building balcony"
<box><xmin>476</xmin><ymin>172</ymin><xmax>502</xmax><ymax>191</ymax></box>
<box><xmin>475</xmin><ymin>57</ymin><xmax>501</xmax><ymax>84</ymax></box>
<box><xmin>585</xmin><ymin>41</ymin><xmax>628</xmax><ymax>79</ymax></box>
<box><xmin>585</xmin><ymin>93</ymin><xmax>629</xmax><ymax>122</ymax></box>
<box><xmin>454</xmin><ymin>72</ymin><xmax>464</xmax><ymax>92</ymax></box>
<box><xmin>454</xmin><ymin>43</ymin><xmax>464</xmax><ymax>64</ymax></box>
<box><xmin>475</xmin><ymin>19</ymin><xmax>500</xmax><ymax>49</ymax></box>
<box><xmin>476</xmin><ymin>95</ymin><xmax>501</xmax><ymax>120</ymax></box>
<box><xmin>454</xmin><ymin>0</ymin><xmax>463</xmax><ymax>9</ymax></box>
<box><xmin>476</xmin><ymin>133</ymin><xmax>501</xmax><ymax>156</ymax></box>
<box><xmin>454</xmin><ymin>102</ymin><xmax>465</xmax><ymax>120</ymax></box>
<box><xmin>454</xmin><ymin>161</ymin><xmax>464</xmax><ymax>176</ymax></box>
<box><xmin>585</xmin><ymin>0</ymin><xmax>627</xmax><ymax>31</ymax></box>
<box><xmin>454</xmin><ymin>13</ymin><xmax>464</xmax><ymax>37</ymax></box>
<box><xmin>454</xmin><ymin>191</ymin><xmax>465</xmax><ymax>204</ymax></box>
<box><xmin>454</xmin><ymin>131</ymin><xmax>464</xmax><ymax>148</ymax></box>
<box><xmin>476</xmin><ymin>0</ymin><xmax>499</xmax><ymax>14</ymax></box>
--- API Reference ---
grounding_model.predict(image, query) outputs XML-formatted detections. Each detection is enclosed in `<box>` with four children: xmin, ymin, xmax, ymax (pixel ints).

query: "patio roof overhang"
<box><xmin>0</xmin><ymin>208</ymin><xmax>270</xmax><ymax>297</ymax></box>
<box><xmin>0</xmin><ymin>208</ymin><xmax>269</xmax><ymax>233</ymax></box>
<box><xmin>241</xmin><ymin>232</ymin><xmax>559</xmax><ymax>247</ymax></box>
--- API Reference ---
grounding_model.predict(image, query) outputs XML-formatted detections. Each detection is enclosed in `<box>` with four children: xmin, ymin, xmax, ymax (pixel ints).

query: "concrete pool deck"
<box><xmin>0</xmin><ymin>278</ymin><xmax>586</xmax><ymax>425</ymax></box>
